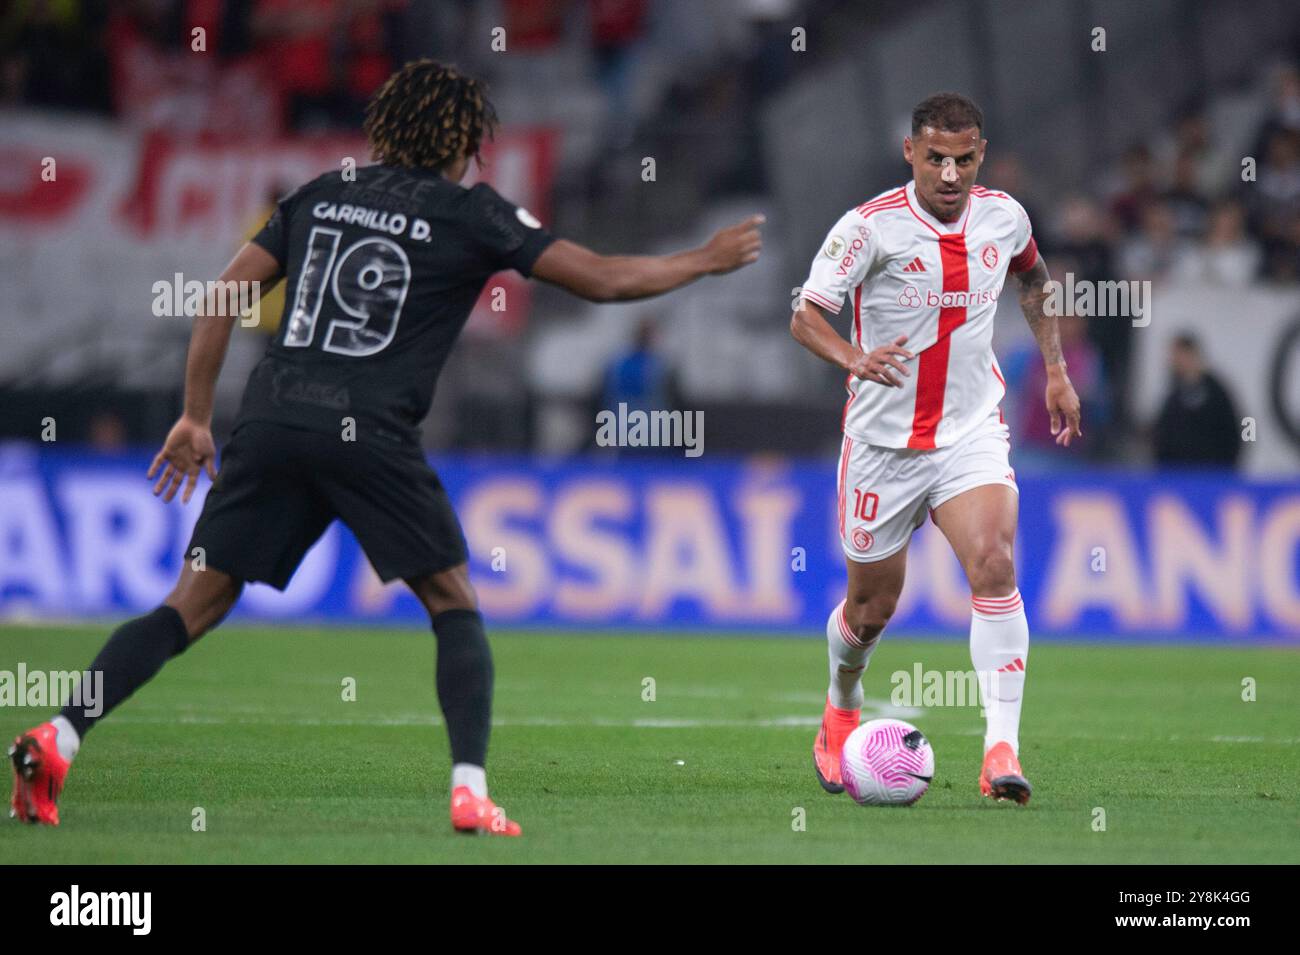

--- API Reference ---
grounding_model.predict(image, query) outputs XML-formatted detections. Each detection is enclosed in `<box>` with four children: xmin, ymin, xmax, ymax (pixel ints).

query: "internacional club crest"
<box><xmin>979</xmin><ymin>241</ymin><xmax>999</xmax><ymax>271</ymax></box>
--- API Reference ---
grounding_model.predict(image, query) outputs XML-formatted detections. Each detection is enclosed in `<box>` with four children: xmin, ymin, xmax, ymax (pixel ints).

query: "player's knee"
<box><xmin>968</xmin><ymin>543</ymin><xmax>1016</xmax><ymax>596</ymax></box>
<box><xmin>408</xmin><ymin>564</ymin><xmax>478</xmax><ymax>620</ymax></box>
<box><xmin>166</xmin><ymin>573</ymin><xmax>242</xmax><ymax>640</ymax></box>
<box><xmin>846</xmin><ymin>591</ymin><xmax>897</xmax><ymax>641</ymax></box>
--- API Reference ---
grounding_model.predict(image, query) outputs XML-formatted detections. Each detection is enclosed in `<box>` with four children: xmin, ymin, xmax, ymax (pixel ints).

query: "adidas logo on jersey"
<box><xmin>901</xmin><ymin>256</ymin><xmax>927</xmax><ymax>273</ymax></box>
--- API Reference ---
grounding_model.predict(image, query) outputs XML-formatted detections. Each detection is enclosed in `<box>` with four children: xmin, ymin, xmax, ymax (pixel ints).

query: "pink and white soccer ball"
<box><xmin>840</xmin><ymin>719</ymin><xmax>935</xmax><ymax>806</ymax></box>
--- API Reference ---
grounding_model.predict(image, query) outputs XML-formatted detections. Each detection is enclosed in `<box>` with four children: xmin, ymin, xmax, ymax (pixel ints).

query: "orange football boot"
<box><xmin>450</xmin><ymin>785</ymin><xmax>522</xmax><ymax>836</ymax></box>
<box><xmin>813</xmin><ymin>698</ymin><xmax>860</xmax><ymax>794</ymax></box>
<box><xmin>980</xmin><ymin>741</ymin><xmax>1031</xmax><ymax>805</ymax></box>
<box><xmin>9</xmin><ymin>722</ymin><xmax>71</xmax><ymax>826</ymax></box>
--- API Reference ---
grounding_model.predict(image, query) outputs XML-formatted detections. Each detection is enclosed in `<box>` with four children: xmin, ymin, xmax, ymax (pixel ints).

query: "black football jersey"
<box><xmin>236</xmin><ymin>163</ymin><xmax>555</xmax><ymax>444</ymax></box>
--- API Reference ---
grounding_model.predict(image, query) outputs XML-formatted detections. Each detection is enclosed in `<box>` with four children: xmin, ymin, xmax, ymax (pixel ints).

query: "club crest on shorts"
<box><xmin>851</xmin><ymin>527</ymin><xmax>874</xmax><ymax>552</ymax></box>
<box><xmin>979</xmin><ymin>241</ymin><xmax>999</xmax><ymax>271</ymax></box>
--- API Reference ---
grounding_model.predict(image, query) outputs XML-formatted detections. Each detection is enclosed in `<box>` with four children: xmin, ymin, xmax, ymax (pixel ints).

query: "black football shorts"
<box><xmin>188</xmin><ymin>421</ymin><xmax>468</xmax><ymax>589</ymax></box>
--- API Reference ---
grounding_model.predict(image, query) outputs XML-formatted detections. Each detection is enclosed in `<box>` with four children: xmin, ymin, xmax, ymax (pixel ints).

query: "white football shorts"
<box><xmin>836</xmin><ymin>409</ymin><xmax>1017</xmax><ymax>563</ymax></box>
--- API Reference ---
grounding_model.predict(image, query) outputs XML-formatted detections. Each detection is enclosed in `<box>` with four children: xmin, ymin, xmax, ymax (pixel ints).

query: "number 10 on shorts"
<box><xmin>852</xmin><ymin>488</ymin><xmax>879</xmax><ymax>522</ymax></box>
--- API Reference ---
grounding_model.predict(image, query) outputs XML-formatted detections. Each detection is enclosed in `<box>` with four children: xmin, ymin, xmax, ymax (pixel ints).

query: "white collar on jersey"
<box><xmin>905</xmin><ymin>180</ymin><xmax>971</xmax><ymax>235</ymax></box>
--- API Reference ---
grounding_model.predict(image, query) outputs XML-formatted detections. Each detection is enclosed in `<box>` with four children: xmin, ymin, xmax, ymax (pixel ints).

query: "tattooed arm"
<box><xmin>1013</xmin><ymin>256</ymin><xmax>1082</xmax><ymax>446</ymax></box>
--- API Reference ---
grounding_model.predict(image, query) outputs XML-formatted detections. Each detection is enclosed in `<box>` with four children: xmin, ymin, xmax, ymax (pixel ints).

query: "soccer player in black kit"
<box><xmin>10</xmin><ymin>60</ymin><xmax>763</xmax><ymax>835</ymax></box>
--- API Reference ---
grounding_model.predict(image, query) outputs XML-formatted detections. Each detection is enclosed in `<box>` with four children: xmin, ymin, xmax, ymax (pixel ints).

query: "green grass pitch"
<box><xmin>2</xmin><ymin>623</ymin><xmax>1297</xmax><ymax>864</ymax></box>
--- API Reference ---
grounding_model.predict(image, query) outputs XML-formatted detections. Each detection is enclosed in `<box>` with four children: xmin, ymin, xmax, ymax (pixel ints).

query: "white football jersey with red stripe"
<box><xmin>800</xmin><ymin>180</ymin><xmax>1038</xmax><ymax>450</ymax></box>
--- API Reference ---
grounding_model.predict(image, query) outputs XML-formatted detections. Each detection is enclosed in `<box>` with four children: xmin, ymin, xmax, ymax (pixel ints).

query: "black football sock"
<box><xmin>59</xmin><ymin>605</ymin><xmax>192</xmax><ymax>739</ymax></box>
<box><xmin>431</xmin><ymin>609</ymin><xmax>494</xmax><ymax>767</ymax></box>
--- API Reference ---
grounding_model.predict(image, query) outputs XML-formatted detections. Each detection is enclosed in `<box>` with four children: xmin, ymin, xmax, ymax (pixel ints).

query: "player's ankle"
<box><xmin>451</xmin><ymin>763</ymin><xmax>487</xmax><ymax>799</ymax></box>
<box><xmin>50</xmin><ymin>716</ymin><xmax>80</xmax><ymax>763</ymax></box>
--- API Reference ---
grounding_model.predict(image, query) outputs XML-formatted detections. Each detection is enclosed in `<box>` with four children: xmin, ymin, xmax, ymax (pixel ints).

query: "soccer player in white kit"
<box><xmin>791</xmin><ymin>93</ymin><xmax>1081</xmax><ymax>804</ymax></box>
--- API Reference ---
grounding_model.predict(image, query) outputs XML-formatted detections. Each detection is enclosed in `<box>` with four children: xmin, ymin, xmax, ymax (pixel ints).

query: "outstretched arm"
<box><xmin>531</xmin><ymin>215</ymin><xmax>763</xmax><ymax>302</ymax></box>
<box><xmin>1013</xmin><ymin>255</ymin><xmax>1082</xmax><ymax>446</ymax></box>
<box><xmin>149</xmin><ymin>242</ymin><xmax>282</xmax><ymax>503</ymax></box>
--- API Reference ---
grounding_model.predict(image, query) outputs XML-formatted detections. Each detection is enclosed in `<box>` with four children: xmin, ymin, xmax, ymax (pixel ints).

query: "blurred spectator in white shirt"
<box><xmin>1173</xmin><ymin>200</ymin><xmax>1262</xmax><ymax>286</ymax></box>
<box><xmin>1154</xmin><ymin>108</ymin><xmax>1235</xmax><ymax>201</ymax></box>
<box><xmin>1119</xmin><ymin>202</ymin><xmax>1189</xmax><ymax>281</ymax></box>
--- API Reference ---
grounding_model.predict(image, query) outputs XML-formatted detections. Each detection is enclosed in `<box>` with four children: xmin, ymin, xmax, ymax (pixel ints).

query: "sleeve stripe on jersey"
<box><xmin>856</xmin><ymin>188</ymin><xmax>907</xmax><ymax>215</ymax></box>
<box><xmin>1008</xmin><ymin>236</ymin><xmax>1039</xmax><ymax>273</ymax></box>
<box><xmin>856</xmin><ymin>196</ymin><xmax>909</xmax><ymax>219</ymax></box>
<box><xmin>859</xmin><ymin>198</ymin><xmax>909</xmax><ymax>221</ymax></box>
<box><xmin>801</xmin><ymin>288</ymin><xmax>842</xmax><ymax>314</ymax></box>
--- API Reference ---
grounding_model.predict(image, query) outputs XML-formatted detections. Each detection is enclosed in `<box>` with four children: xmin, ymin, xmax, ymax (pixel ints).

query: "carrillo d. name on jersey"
<box><xmin>236</xmin><ymin>164</ymin><xmax>554</xmax><ymax>445</ymax></box>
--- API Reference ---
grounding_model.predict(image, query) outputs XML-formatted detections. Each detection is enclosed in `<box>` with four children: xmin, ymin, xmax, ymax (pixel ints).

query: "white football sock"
<box><xmin>452</xmin><ymin>763</ymin><xmax>487</xmax><ymax>798</ymax></box>
<box><xmin>51</xmin><ymin>715</ymin><xmax>80</xmax><ymax>763</ymax></box>
<box><xmin>826</xmin><ymin>599</ymin><xmax>881</xmax><ymax>711</ymax></box>
<box><xmin>970</xmin><ymin>589</ymin><xmax>1029</xmax><ymax>754</ymax></box>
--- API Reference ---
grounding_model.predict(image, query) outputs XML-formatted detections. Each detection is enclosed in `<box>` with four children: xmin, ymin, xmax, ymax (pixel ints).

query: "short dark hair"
<box><xmin>364</xmin><ymin>59</ymin><xmax>498</xmax><ymax>172</ymax></box>
<box><xmin>911</xmin><ymin>92</ymin><xmax>984</xmax><ymax>137</ymax></box>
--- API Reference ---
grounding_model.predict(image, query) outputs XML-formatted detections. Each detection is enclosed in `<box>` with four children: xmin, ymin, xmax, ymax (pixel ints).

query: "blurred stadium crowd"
<box><xmin>1</xmin><ymin>0</ymin><xmax>1298</xmax><ymax>473</ymax></box>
